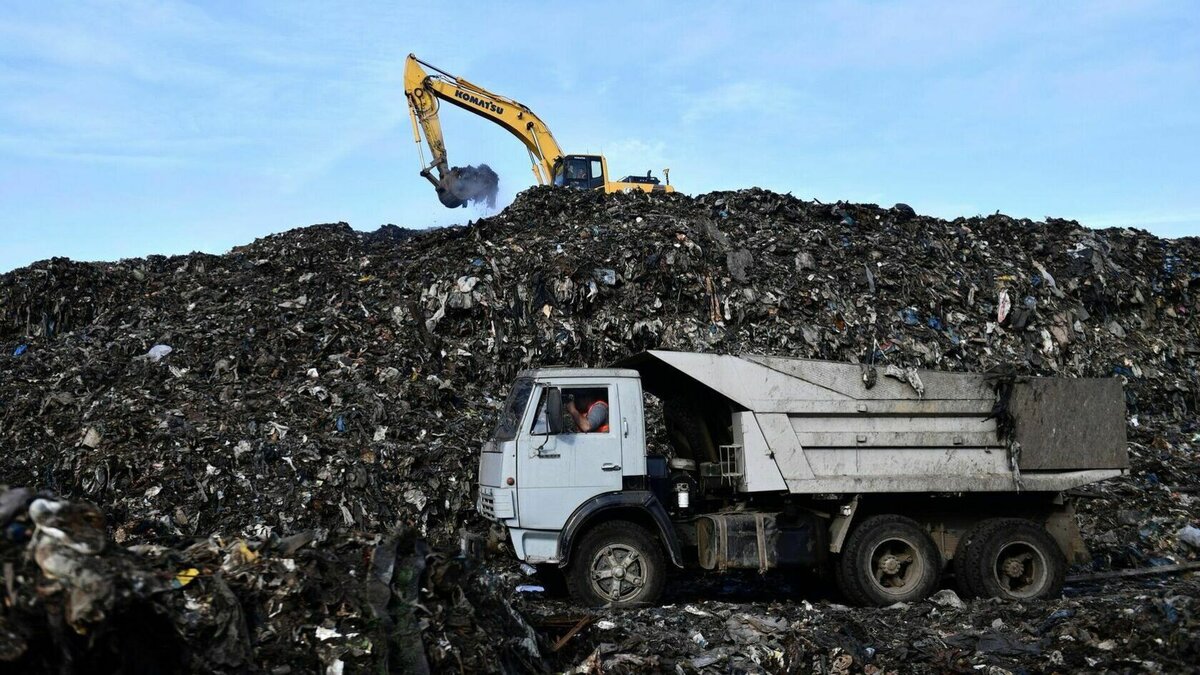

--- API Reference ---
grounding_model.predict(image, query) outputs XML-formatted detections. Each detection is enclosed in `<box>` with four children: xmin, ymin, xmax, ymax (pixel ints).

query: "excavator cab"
<box><xmin>553</xmin><ymin>154</ymin><xmax>670</xmax><ymax>195</ymax></box>
<box><xmin>553</xmin><ymin>155</ymin><xmax>606</xmax><ymax>190</ymax></box>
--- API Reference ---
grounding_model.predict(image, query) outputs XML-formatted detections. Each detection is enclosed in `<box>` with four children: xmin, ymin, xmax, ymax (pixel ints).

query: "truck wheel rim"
<box><xmin>991</xmin><ymin>540</ymin><xmax>1047</xmax><ymax>598</ymax></box>
<box><xmin>589</xmin><ymin>544</ymin><xmax>646</xmax><ymax>603</ymax></box>
<box><xmin>868</xmin><ymin>537</ymin><xmax>923</xmax><ymax>597</ymax></box>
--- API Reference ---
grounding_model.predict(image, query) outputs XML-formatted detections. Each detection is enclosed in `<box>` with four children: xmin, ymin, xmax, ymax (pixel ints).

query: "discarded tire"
<box><xmin>837</xmin><ymin>515</ymin><xmax>941</xmax><ymax>606</ymax></box>
<box><xmin>962</xmin><ymin>518</ymin><xmax>1066</xmax><ymax>601</ymax></box>
<box><xmin>567</xmin><ymin>521</ymin><xmax>665</xmax><ymax>606</ymax></box>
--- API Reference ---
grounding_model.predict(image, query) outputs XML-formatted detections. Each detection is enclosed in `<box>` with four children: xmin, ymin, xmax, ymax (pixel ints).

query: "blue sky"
<box><xmin>1</xmin><ymin>1</ymin><xmax>1197</xmax><ymax>272</ymax></box>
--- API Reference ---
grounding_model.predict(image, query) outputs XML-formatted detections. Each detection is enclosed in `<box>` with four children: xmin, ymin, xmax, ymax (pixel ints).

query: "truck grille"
<box><xmin>477</xmin><ymin>487</ymin><xmax>514</xmax><ymax>520</ymax></box>
<box><xmin>480</xmin><ymin>491</ymin><xmax>497</xmax><ymax>520</ymax></box>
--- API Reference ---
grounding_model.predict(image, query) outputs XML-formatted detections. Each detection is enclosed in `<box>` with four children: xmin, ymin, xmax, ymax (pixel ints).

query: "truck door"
<box><xmin>517</xmin><ymin>383</ymin><xmax>623</xmax><ymax>530</ymax></box>
<box><xmin>560</xmin><ymin>384</ymin><xmax>623</xmax><ymax>492</ymax></box>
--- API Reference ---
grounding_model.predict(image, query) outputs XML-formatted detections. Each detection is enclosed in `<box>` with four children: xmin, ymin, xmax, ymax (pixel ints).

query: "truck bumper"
<box><xmin>506</xmin><ymin>527</ymin><xmax>561</xmax><ymax>565</ymax></box>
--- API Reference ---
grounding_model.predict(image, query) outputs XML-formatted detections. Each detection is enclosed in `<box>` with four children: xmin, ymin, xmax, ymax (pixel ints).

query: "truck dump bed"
<box><xmin>621</xmin><ymin>351</ymin><xmax>1128</xmax><ymax>494</ymax></box>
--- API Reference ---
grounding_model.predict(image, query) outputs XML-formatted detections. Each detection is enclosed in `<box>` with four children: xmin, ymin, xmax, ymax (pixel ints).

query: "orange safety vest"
<box><xmin>586</xmin><ymin>401</ymin><xmax>610</xmax><ymax>433</ymax></box>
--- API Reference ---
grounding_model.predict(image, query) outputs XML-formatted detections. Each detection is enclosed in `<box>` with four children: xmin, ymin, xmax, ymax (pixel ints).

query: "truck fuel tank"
<box><xmin>696</xmin><ymin>512</ymin><xmax>824</xmax><ymax>571</ymax></box>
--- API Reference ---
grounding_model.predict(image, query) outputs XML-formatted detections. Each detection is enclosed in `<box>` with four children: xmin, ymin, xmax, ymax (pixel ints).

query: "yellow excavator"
<box><xmin>404</xmin><ymin>54</ymin><xmax>673</xmax><ymax>208</ymax></box>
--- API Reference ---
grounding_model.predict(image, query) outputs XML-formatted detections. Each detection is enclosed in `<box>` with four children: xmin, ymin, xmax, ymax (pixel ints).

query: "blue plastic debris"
<box><xmin>4</xmin><ymin>522</ymin><xmax>29</xmax><ymax>543</ymax></box>
<box><xmin>13</xmin><ymin>345</ymin><xmax>27</xmax><ymax>357</ymax></box>
<box><xmin>593</xmin><ymin>268</ymin><xmax>618</xmax><ymax>286</ymax></box>
<box><xmin>1036</xmin><ymin>608</ymin><xmax>1075</xmax><ymax>635</ymax></box>
<box><xmin>1163</xmin><ymin>253</ymin><xmax>1178</xmax><ymax>275</ymax></box>
<box><xmin>336</xmin><ymin>415</ymin><xmax>346</xmax><ymax>433</ymax></box>
<box><xmin>1161</xmin><ymin>598</ymin><xmax>1180</xmax><ymax>624</ymax></box>
<box><xmin>902</xmin><ymin>308</ymin><xmax>920</xmax><ymax>326</ymax></box>
<box><xmin>927</xmin><ymin>316</ymin><xmax>942</xmax><ymax>330</ymax></box>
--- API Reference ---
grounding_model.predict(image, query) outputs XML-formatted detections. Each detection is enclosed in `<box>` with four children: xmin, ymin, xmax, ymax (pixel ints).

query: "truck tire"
<box><xmin>960</xmin><ymin>518</ymin><xmax>1066</xmax><ymax>601</ymax></box>
<box><xmin>836</xmin><ymin>515</ymin><xmax>941</xmax><ymax>606</ymax></box>
<box><xmin>566</xmin><ymin>521</ymin><xmax>665</xmax><ymax>607</ymax></box>
<box><xmin>951</xmin><ymin>520</ymin><xmax>993</xmax><ymax>599</ymax></box>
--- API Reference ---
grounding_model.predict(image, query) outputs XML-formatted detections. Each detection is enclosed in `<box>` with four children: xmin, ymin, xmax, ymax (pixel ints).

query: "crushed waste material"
<box><xmin>0</xmin><ymin>186</ymin><xmax>1197</xmax><ymax>672</ymax></box>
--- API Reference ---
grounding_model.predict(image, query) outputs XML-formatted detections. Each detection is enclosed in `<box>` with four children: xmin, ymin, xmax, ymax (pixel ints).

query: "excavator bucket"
<box><xmin>436</xmin><ymin>176</ymin><xmax>465</xmax><ymax>208</ymax></box>
<box><xmin>436</xmin><ymin>165</ymin><xmax>499</xmax><ymax>209</ymax></box>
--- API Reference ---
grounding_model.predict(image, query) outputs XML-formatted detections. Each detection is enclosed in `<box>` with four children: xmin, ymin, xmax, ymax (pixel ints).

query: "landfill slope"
<box><xmin>0</xmin><ymin>186</ymin><xmax>1197</xmax><ymax>673</ymax></box>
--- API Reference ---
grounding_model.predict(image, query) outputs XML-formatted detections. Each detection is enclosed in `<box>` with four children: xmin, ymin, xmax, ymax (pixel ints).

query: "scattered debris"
<box><xmin>0</xmin><ymin>185</ymin><xmax>1197</xmax><ymax>671</ymax></box>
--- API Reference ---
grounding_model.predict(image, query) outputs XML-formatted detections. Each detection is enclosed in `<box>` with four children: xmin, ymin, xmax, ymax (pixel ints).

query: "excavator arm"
<box><xmin>404</xmin><ymin>54</ymin><xmax>565</xmax><ymax>208</ymax></box>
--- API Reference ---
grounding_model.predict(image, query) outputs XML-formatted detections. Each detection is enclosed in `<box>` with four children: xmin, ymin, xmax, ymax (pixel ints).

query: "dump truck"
<box><xmin>476</xmin><ymin>351</ymin><xmax>1128</xmax><ymax>606</ymax></box>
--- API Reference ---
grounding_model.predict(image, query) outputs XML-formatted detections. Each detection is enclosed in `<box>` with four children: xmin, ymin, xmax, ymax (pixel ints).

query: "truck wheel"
<box><xmin>837</xmin><ymin>515</ymin><xmax>941</xmax><ymax>606</ymax></box>
<box><xmin>963</xmin><ymin>519</ymin><xmax>1066</xmax><ymax>601</ymax></box>
<box><xmin>951</xmin><ymin>520</ymin><xmax>992</xmax><ymax>598</ymax></box>
<box><xmin>566</xmin><ymin>521</ymin><xmax>665</xmax><ymax>607</ymax></box>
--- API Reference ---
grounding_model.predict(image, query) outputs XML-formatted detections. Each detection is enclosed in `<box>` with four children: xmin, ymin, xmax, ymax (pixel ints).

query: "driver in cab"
<box><xmin>566</xmin><ymin>391</ymin><xmax>609</xmax><ymax>433</ymax></box>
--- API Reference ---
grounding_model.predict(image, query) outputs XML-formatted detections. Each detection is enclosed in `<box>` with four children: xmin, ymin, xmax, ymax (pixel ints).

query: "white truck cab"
<box><xmin>479</xmin><ymin>368</ymin><xmax>655</xmax><ymax>563</ymax></box>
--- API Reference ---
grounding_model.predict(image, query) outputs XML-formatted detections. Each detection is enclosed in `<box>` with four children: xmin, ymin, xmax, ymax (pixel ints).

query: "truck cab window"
<box><xmin>532</xmin><ymin>386</ymin><xmax>611</xmax><ymax>434</ymax></box>
<box><xmin>492</xmin><ymin>378</ymin><xmax>533</xmax><ymax>441</ymax></box>
<box><xmin>563</xmin><ymin>387</ymin><xmax>610</xmax><ymax>434</ymax></box>
<box><xmin>530</xmin><ymin>388</ymin><xmax>550</xmax><ymax>434</ymax></box>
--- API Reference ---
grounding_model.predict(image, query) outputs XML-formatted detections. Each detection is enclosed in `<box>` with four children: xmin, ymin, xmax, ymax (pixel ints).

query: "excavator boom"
<box><xmin>404</xmin><ymin>55</ymin><xmax>565</xmax><ymax>207</ymax></box>
<box><xmin>404</xmin><ymin>54</ymin><xmax>673</xmax><ymax>208</ymax></box>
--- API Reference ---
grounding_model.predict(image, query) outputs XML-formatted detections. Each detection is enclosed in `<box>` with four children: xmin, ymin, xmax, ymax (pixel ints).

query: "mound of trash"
<box><xmin>0</xmin><ymin>186</ymin><xmax>1197</xmax><ymax>672</ymax></box>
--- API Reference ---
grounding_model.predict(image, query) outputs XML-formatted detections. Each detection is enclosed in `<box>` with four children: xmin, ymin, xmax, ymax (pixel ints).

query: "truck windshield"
<box><xmin>491</xmin><ymin>378</ymin><xmax>534</xmax><ymax>443</ymax></box>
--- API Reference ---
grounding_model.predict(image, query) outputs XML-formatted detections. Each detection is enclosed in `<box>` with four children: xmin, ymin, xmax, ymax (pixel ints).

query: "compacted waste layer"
<box><xmin>0</xmin><ymin>187</ymin><xmax>1197</xmax><ymax>672</ymax></box>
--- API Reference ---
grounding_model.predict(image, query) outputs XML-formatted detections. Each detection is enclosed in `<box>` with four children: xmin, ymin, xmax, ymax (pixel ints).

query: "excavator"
<box><xmin>404</xmin><ymin>54</ymin><xmax>673</xmax><ymax>208</ymax></box>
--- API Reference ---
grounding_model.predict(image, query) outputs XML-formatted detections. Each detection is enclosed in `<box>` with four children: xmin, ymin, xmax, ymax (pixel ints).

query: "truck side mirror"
<box><xmin>545</xmin><ymin>388</ymin><xmax>564</xmax><ymax>435</ymax></box>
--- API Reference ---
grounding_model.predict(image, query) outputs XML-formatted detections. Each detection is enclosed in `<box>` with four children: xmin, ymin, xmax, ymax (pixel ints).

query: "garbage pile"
<box><xmin>517</xmin><ymin>572</ymin><xmax>1200</xmax><ymax>673</ymax></box>
<box><xmin>0</xmin><ymin>185</ymin><xmax>1197</xmax><ymax>671</ymax></box>
<box><xmin>0</xmin><ymin>486</ymin><xmax>537</xmax><ymax>673</ymax></box>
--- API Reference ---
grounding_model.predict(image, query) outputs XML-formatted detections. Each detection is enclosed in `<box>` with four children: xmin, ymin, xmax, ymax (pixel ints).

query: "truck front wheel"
<box><xmin>566</xmin><ymin>521</ymin><xmax>665</xmax><ymax>606</ymax></box>
<box><xmin>837</xmin><ymin>515</ymin><xmax>941</xmax><ymax>606</ymax></box>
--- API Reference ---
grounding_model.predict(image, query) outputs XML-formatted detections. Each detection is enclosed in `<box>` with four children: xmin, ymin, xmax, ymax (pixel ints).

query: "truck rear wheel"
<box><xmin>566</xmin><ymin>521</ymin><xmax>665</xmax><ymax>607</ymax></box>
<box><xmin>837</xmin><ymin>515</ymin><xmax>941</xmax><ymax>606</ymax></box>
<box><xmin>951</xmin><ymin>520</ymin><xmax>992</xmax><ymax>598</ymax></box>
<box><xmin>958</xmin><ymin>518</ymin><xmax>1065</xmax><ymax>601</ymax></box>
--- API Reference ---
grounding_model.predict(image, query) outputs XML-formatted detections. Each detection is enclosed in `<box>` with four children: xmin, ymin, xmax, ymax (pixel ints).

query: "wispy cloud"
<box><xmin>1076</xmin><ymin>209</ymin><xmax>1200</xmax><ymax>231</ymax></box>
<box><xmin>0</xmin><ymin>0</ymin><xmax>1197</xmax><ymax>273</ymax></box>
